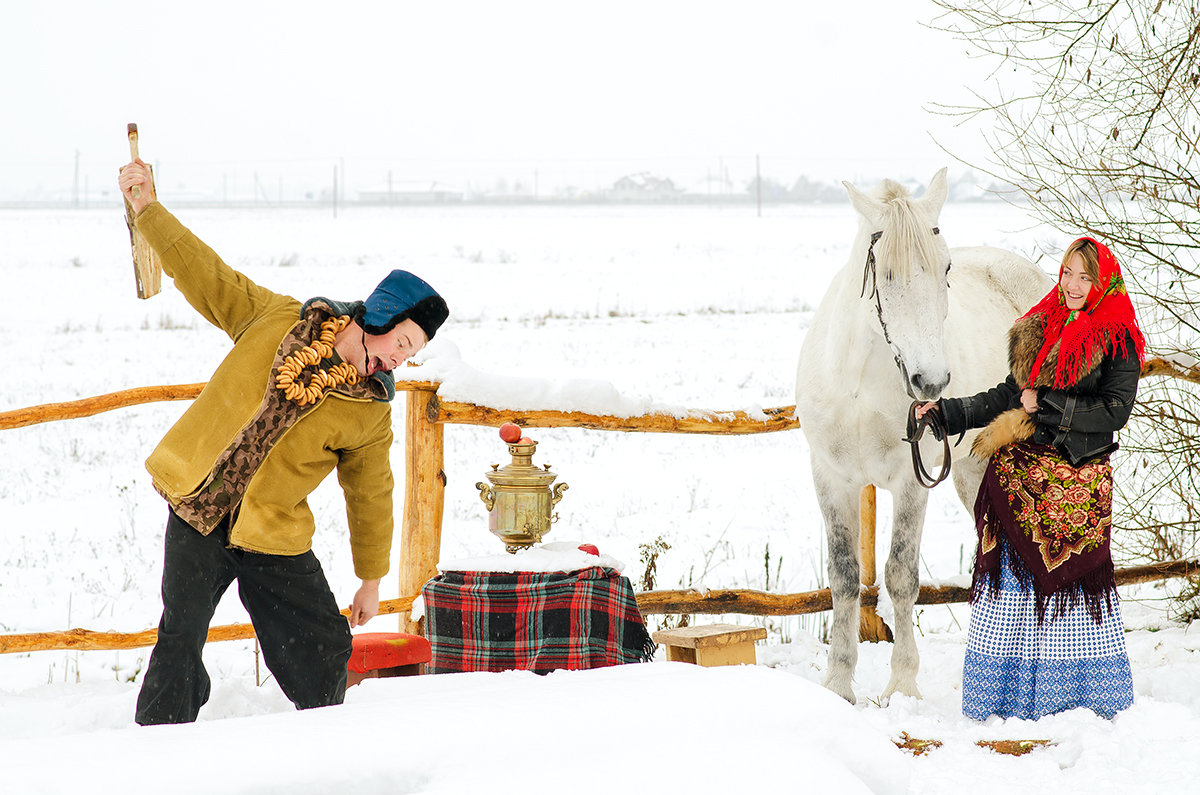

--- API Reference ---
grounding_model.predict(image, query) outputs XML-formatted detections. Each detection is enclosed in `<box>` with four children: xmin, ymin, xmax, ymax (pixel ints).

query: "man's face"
<box><xmin>361</xmin><ymin>318</ymin><xmax>428</xmax><ymax>375</ymax></box>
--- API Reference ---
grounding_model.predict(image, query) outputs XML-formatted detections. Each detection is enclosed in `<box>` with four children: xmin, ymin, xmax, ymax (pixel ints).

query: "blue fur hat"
<box><xmin>360</xmin><ymin>270</ymin><xmax>449</xmax><ymax>340</ymax></box>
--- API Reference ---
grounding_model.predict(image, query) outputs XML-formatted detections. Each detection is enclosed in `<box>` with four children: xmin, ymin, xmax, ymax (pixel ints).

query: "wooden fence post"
<box><xmin>397</xmin><ymin>387</ymin><xmax>445</xmax><ymax>635</ymax></box>
<box><xmin>858</xmin><ymin>484</ymin><xmax>893</xmax><ymax>642</ymax></box>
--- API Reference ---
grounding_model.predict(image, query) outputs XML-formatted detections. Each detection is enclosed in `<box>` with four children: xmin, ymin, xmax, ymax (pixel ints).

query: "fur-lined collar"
<box><xmin>970</xmin><ymin>316</ymin><xmax>1106</xmax><ymax>460</ymax></box>
<box><xmin>1009</xmin><ymin>314</ymin><xmax>1105</xmax><ymax>390</ymax></box>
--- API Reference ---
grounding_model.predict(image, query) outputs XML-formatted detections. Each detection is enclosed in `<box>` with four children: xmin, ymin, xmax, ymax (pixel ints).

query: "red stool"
<box><xmin>347</xmin><ymin>632</ymin><xmax>431</xmax><ymax>687</ymax></box>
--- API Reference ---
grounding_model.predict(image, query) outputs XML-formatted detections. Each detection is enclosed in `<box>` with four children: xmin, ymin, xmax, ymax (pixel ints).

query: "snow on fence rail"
<box><xmin>2</xmin><ymin>354</ymin><xmax>1198</xmax><ymax>654</ymax></box>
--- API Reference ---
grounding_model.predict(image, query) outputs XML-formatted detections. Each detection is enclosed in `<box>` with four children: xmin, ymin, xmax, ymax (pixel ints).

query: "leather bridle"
<box><xmin>859</xmin><ymin>227</ymin><xmax>957</xmax><ymax>489</ymax></box>
<box><xmin>859</xmin><ymin>227</ymin><xmax>941</xmax><ymax>349</ymax></box>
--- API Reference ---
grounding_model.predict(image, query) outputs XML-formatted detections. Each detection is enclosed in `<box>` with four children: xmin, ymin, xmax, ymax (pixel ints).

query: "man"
<box><xmin>118</xmin><ymin>160</ymin><xmax>448</xmax><ymax>725</ymax></box>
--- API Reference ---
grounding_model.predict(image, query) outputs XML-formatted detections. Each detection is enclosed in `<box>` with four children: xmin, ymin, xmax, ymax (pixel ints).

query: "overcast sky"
<box><xmin>0</xmin><ymin>0</ymin><xmax>996</xmax><ymax>201</ymax></box>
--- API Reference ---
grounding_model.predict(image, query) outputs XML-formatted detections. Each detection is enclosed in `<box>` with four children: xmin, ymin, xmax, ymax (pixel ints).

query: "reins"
<box><xmin>903</xmin><ymin>401</ymin><xmax>953</xmax><ymax>489</ymax></box>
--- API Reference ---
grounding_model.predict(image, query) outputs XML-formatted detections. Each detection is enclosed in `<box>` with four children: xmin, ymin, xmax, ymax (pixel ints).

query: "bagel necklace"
<box><xmin>274</xmin><ymin>315</ymin><xmax>360</xmax><ymax>406</ymax></box>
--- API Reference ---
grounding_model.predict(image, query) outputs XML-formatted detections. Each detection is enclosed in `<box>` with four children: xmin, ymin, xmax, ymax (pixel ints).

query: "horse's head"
<box><xmin>843</xmin><ymin>168</ymin><xmax>952</xmax><ymax>401</ymax></box>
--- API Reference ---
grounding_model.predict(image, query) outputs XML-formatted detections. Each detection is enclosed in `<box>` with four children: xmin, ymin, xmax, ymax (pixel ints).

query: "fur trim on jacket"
<box><xmin>969</xmin><ymin>314</ymin><xmax>1106</xmax><ymax>460</ymax></box>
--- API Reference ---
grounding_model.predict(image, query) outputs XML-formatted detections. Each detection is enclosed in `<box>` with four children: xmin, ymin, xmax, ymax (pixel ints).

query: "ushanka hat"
<box><xmin>359</xmin><ymin>270</ymin><xmax>449</xmax><ymax>340</ymax></box>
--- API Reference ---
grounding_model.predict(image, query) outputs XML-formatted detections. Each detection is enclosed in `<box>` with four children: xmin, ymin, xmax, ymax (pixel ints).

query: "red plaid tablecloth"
<box><xmin>422</xmin><ymin>566</ymin><xmax>655</xmax><ymax>674</ymax></box>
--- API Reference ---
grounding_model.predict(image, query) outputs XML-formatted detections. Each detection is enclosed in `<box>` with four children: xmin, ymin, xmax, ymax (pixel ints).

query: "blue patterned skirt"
<box><xmin>962</xmin><ymin>547</ymin><xmax>1134</xmax><ymax>721</ymax></box>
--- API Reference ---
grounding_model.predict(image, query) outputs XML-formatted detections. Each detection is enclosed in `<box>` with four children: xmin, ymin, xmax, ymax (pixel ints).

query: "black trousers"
<box><xmin>135</xmin><ymin>510</ymin><xmax>352</xmax><ymax>725</ymax></box>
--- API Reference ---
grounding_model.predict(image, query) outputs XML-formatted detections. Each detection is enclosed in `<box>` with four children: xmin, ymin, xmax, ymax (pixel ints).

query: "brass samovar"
<box><xmin>476</xmin><ymin>439</ymin><xmax>569</xmax><ymax>553</ymax></box>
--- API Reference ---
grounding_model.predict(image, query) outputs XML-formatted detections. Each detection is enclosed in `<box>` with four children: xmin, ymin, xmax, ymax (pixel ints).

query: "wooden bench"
<box><xmin>651</xmin><ymin>623</ymin><xmax>767</xmax><ymax>667</ymax></box>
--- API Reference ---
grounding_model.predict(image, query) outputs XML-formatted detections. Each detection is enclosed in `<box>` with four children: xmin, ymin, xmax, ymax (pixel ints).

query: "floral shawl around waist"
<box><xmin>973</xmin><ymin>441</ymin><xmax>1116</xmax><ymax>622</ymax></box>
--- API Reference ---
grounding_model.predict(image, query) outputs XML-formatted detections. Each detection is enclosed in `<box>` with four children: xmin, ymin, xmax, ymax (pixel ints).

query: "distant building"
<box><xmin>788</xmin><ymin>175</ymin><xmax>845</xmax><ymax>203</ymax></box>
<box><xmin>945</xmin><ymin>170</ymin><xmax>1018</xmax><ymax>202</ymax></box>
<box><xmin>610</xmin><ymin>172</ymin><xmax>681</xmax><ymax>201</ymax></box>
<box><xmin>357</xmin><ymin>181</ymin><xmax>464</xmax><ymax>204</ymax></box>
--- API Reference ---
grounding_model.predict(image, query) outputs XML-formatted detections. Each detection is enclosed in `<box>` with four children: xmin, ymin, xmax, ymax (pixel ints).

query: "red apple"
<box><xmin>578</xmin><ymin>544</ymin><xmax>599</xmax><ymax>556</ymax></box>
<box><xmin>518</xmin><ymin>436</ymin><xmax>534</xmax><ymax>444</ymax></box>
<box><xmin>498</xmin><ymin>423</ymin><xmax>522</xmax><ymax>443</ymax></box>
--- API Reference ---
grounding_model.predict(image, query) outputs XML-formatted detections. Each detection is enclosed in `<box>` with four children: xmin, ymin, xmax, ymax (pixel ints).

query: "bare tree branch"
<box><xmin>932</xmin><ymin>0</ymin><xmax>1200</xmax><ymax>619</ymax></box>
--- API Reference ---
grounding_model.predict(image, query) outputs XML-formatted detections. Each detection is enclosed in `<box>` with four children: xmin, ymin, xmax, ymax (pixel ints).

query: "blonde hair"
<box><xmin>1061</xmin><ymin>238</ymin><xmax>1101</xmax><ymax>283</ymax></box>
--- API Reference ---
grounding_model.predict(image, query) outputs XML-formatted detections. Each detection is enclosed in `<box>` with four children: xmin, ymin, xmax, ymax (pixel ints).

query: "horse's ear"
<box><xmin>843</xmin><ymin>180</ymin><xmax>884</xmax><ymax>224</ymax></box>
<box><xmin>921</xmin><ymin>168</ymin><xmax>949</xmax><ymax>218</ymax></box>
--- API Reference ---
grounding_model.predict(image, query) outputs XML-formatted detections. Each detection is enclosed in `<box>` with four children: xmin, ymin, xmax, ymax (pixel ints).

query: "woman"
<box><xmin>917</xmin><ymin>236</ymin><xmax>1145</xmax><ymax>721</ymax></box>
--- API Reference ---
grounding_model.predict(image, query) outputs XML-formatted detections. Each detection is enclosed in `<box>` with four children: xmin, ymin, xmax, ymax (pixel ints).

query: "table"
<box><xmin>421</xmin><ymin>566</ymin><xmax>655</xmax><ymax>674</ymax></box>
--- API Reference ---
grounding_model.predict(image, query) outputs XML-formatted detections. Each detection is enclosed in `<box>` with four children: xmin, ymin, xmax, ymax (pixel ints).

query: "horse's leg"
<box><xmin>952</xmin><ymin>453</ymin><xmax>987</xmax><ymax>515</ymax></box>
<box><xmin>813</xmin><ymin>459</ymin><xmax>863</xmax><ymax>704</ymax></box>
<box><xmin>881</xmin><ymin>484</ymin><xmax>929</xmax><ymax>702</ymax></box>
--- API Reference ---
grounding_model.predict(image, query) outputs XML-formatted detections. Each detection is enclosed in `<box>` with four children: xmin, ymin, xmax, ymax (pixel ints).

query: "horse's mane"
<box><xmin>872</xmin><ymin>179</ymin><xmax>942</xmax><ymax>281</ymax></box>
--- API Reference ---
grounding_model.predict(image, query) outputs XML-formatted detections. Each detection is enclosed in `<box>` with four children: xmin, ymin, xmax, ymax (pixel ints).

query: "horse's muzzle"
<box><xmin>907</xmin><ymin>370</ymin><xmax>951</xmax><ymax>401</ymax></box>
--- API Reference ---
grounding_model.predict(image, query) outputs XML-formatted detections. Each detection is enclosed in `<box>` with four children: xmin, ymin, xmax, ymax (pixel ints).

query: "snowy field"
<box><xmin>2</xmin><ymin>198</ymin><xmax>1198</xmax><ymax>793</ymax></box>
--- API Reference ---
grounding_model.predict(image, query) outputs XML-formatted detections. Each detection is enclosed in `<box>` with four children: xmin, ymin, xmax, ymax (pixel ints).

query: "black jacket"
<box><xmin>940</xmin><ymin>332</ymin><xmax>1140</xmax><ymax>466</ymax></box>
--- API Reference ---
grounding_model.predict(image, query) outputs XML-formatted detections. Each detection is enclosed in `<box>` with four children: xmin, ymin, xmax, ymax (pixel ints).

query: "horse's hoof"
<box><xmin>823</xmin><ymin>680</ymin><xmax>857</xmax><ymax>705</ymax></box>
<box><xmin>881</xmin><ymin>679</ymin><xmax>922</xmax><ymax>703</ymax></box>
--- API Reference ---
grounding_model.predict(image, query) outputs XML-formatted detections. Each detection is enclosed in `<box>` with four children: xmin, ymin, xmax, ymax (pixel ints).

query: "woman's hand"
<box><xmin>118</xmin><ymin>158</ymin><xmax>156</xmax><ymax>215</ymax></box>
<box><xmin>914</xmin><ymin>401</ymin><xmax>939</xmax><ymax>420</ymax></box>
<box><xmin>1021</xmin><ymin>389</ymin><xmax>1039</xmax><ymax>414</ymax></box>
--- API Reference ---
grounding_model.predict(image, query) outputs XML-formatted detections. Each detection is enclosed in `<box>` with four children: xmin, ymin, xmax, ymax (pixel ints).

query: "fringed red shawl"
<box><xmin>1020</xmin><ymin>236</ymin><xmax>1145</xmax><ymax>389</ymax></box>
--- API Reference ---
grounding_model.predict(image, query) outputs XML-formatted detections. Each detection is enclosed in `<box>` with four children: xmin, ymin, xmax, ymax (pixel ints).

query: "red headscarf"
<box><xmin>1020</xmin><ymin>237</ymin><xmax>1146</xmax><ymax>389</ymax></box>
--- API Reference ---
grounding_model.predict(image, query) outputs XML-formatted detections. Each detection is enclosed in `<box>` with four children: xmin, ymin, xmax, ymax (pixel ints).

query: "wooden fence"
<box><xmin>2</xmin><ymin>355</ymin><xmax>1199</xmax><ymax>654</ymax></box>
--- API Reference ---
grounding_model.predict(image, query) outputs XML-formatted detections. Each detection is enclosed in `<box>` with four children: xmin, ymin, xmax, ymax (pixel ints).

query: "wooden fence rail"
<box><xmin>3</xmin><ymin>356</ymin><xmax>1192</xmax><ymax>433</ymax></box>
<box><xmin>1</xmin><ymin>354</ymin><xmax>1197</xmax><ymax>649</ymax></box>
<box><xmin>430</xmin><ymin>397</ymin><xmax>800</xmax><ymax>434</ymax></box>
<box><xmin>636</xmin><ymin>557</ymin><xmax>1200</xmax><ymax>615</ymax></box>
<box><xmin>0</xmin><ymin>597</ymin><xmax>416</xmax><ymax>654</ymax></box>
<box><xmin>4</xmin><ymin>557</ymin><xmax>1196</xmax><ymax>654</ymax></box>
<box><xmin>0</xmin><ymin>383</ymin><xmax>207</xmax><ymax>431</ymax></box>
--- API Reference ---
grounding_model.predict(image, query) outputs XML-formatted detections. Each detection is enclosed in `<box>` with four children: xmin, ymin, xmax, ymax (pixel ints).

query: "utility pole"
<box><xmin>756</xmin><ymin>155</ymin><xmax>762</xmax><ymax>217</ymax></box>
<box><xmin>73</xmin><ymin>149</ymin><xmax>80</xmax><ymax>208</ymax></box>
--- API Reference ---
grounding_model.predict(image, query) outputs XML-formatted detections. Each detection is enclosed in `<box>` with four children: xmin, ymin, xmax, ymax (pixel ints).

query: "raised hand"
<box><xmin>118</xmin><ymin>159</ymin><xmax>156</xmax><ymax>215</ymax></box>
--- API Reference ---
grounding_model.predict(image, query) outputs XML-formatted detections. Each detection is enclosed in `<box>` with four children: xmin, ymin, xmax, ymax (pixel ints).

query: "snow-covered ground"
<box><xmin>2</xmin><ymin>199</ymin><xmax>1198</xmax><ymax>794</ymax></box>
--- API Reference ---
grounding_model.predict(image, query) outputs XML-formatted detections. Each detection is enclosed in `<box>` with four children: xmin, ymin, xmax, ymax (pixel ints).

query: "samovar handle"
<box><xmin>551</xmin><ymin>482</ymin><xmax>569</xmax><ymax>507</ymax></box>
<box><xmin>476</xmin><ymin>481</ymin><xmax>495</xmax><ymax>511</ymax></box>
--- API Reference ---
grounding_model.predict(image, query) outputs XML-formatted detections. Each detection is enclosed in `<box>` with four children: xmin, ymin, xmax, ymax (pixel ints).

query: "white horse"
<box><xmin>795</xmin><ymin>168</ymin><xmax>1052</xmax><ymax>704</ymax></box>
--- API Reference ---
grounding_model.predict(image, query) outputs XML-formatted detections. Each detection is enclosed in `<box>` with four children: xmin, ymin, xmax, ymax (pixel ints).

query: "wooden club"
<box><xmin>121</xmin><ymin>122</ymin><xmax>162</xmax><ymax>299</ymax></box>
<box><xmin>127</xmin><ymin>123</ymin><xmax>141</xmax><ymax>198</ymax></box>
